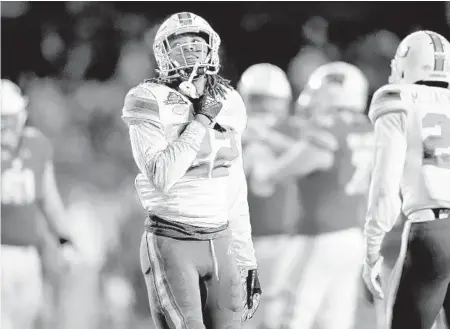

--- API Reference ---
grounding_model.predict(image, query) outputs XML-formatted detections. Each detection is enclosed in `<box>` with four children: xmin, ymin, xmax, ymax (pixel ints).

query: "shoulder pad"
<box><xmin>23</xmin><ymin>126</ymin><xmax>43</xmax><ymax>138</ymax></box>
<box><xmin>222</xmin><ymin>89</ymin><xmax>247</xmax><ymax>133</ymax></box>
<box><xmin>369</xmin><ymin>84</ymin><xmax>408</xmax><ymax>123</ymax></box>
<box><xmin>122</xmin><ymin>83</ymin><xmax>161</xmax><ymax>125</ymax></box>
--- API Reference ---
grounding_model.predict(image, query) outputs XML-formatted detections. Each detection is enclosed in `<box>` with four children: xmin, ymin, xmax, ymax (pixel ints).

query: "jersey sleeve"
<box><xmin>123</xmin><ymin>84</ymin><xmax>207</xmax><ymax>192</ymax></box>
<box><xmin>228</xmin><ymin>98</ymin><xmax>257</xmax><ymax>269</ymax></box>
<box><xmin>364</xmin><ymin>111</ymin><xmax>407</xmax><ymax>264</ymax></box>
<box><xmin>24</xmin><ymin>127</ymin><xmax>53</xmax><ymax>163</ymax></box>
<box><xmin>368</xmin><ymin>85</ymin><xmax>409</xmax><ymax>123</ymax></box>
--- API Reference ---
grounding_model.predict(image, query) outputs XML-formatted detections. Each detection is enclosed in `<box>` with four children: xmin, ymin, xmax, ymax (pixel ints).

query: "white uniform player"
<box><xmin>363</xmin><ymin>30</ymin><xmax>450</xmax><ymax>329</ymax></box>
<box><xmin>122</xmin><ymin>12</ymin><xmax>260</xmax><ymax>329</ymax></box>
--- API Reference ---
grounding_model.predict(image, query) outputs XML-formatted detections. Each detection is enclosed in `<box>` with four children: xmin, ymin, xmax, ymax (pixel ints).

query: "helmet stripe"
<box><xmin>427</xmin><ymin>32</ymin><xmax>445</xmax><ymax>71</ymax></box>
<box><xmin>177</xmin><ymin>12</ymin><xmax>193</xmax><ymax>26</ymax></box>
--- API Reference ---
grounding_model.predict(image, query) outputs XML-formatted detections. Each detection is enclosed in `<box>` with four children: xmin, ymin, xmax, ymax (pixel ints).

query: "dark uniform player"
<box><xmin>253</xmin><ymin>62</ymin><xmax>374</xmax><ymax>329</ymax></box>
<box><xmin>363</xmin><ymin>30</ymin><xmax>450</xmax><ymax>329</ymax></box>
<box><xmin>237</xmin><ymin>63</ymin><xmax>302</xmax><ymax>329</ymax></box>
<box><xmin>1</xmin><ymin>79</ymin><xmax>73</xmax><ymax>329</ymax></box>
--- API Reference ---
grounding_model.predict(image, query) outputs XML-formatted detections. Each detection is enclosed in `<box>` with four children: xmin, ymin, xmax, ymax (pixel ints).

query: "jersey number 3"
<box><xmin>186</xmin><ymin>129</ymin><xmax>240</xmax><ymax>178</ymax></box>
<box><xmin>422</xmin><ymin>113</ymin><xmax>450</xmax><ymax>169</ymax></box>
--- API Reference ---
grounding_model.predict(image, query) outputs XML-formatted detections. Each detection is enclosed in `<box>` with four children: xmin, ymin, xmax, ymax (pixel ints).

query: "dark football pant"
<box><xmin>391</xmin><ymin>213</ymin><xmax>450</xmax><ymax>329</ymax></box>
<box><xmin>140</xmin><ymin>230</ymin><xmax>244</xmax><ymax>329</ymax></box>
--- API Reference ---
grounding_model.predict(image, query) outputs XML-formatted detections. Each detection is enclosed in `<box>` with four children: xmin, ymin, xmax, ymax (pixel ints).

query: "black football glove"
<box><xmin>242</xmin><ymin>269</ymin><xmax>262</xmax><ymax>321</ymax></box>
<box><xmin>193</xmin><ymin>94</ymin><xmax>223</xmax><ymax>121</ymax></box>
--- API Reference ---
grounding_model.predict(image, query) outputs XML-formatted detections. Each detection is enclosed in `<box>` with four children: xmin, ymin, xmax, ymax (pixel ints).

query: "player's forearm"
<box><xmin>39</xmin><ymin>162</ymin><xmax>71</xmax><ymax>240</ymax></box>
<box><xmin>141</xmin><ymin>120</ymin><xmax>207</xmax><ymax>192</ymax></box>
<box><xmin>229</xmin><ymin>202</ymin><xmax>257</xmax><ymax>269</ymax></box>
<box><xmin>230</xmin><ymin>218</ymin><xmax>257</xmax><ymax>269</ymax></box>
<box><xmin>41</xmin><ymin>203</ymin><xmax>71</xmax><ymax>240</ymax></box>
<box><xmin>229</xmin><ymin>168</ymin><xmax>257</xmax><ymax>269</ymax></box>
<box><xmin>256</xmin><ymin>141</ymin><xmax>332</xmax><ymax>184</ymax></box>
<box><xmin>364</xmin><ymin>195</ymin><xmax>401</xmax><ymax>264</ymax></box>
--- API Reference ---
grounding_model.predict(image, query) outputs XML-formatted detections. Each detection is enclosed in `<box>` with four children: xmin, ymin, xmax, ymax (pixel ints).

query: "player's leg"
<box><xmin>390</xmin><ymin>217</ymin><xmax>450</xmax><ymax>329</ymax></box>
<box><xmin>247</xmin><ymin>235</ymin><xmax>304</xmax><ymax>329</ymax></box>
<box><xmin>442</xmin><ymin>284</ymin><xmax>450</xmax><ymax>329</ymax></box>
<box><xmin>205</xmin><ymin>232</ymin><xmax>244</xmax><ymax>329</ymax></box>
<box><xmin>1</xmin><ymin>245</ymin><xmax>44</xmax><ymax>329</ymax></box>
<box><xmin>140</xmin><ymin>232</ymin><xmax>205</xmax><ymax>329</ymax></box>
<box><xmin>316</xmin><ymin>228</ymin><xmax>364</xmax><ymax>329</ymax></box>
<box><xmin>282</xmin><ymin>234</ymin><xmax>340</xmax><ymax>329</ymax></box>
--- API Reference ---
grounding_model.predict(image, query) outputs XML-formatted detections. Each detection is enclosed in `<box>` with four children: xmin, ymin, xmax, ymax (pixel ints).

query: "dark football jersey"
<box><xmin>1</xmin><ymin>126</ymin><xmax>53</xmax><ymax>246</ymax></box>
<box><xmin>297</xmin><ymin>113</ymin><xmax>374</xmax><ymax>235</ymax></box>
<box><xmin>245</xmin><ymin>119</ymin><xmax>302</xmax><ymax>236</ymax></box>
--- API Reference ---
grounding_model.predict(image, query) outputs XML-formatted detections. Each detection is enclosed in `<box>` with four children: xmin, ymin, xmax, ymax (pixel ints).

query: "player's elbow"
<box><xmin>145</xmin><ymin>158</ymin><xmax>175</xmax><ymax>193</ymax></box>
<box><xmin>317</xmin><ymin>151</ymin><xmax>334</xmax><ymax>171</ymax></box>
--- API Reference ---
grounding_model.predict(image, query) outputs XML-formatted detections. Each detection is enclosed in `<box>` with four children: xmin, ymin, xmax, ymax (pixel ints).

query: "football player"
<box><xmin>363</xmin><ymin>30</ymin><xmax>450</xmax><ymax>329</ymax></box>
<box><xmin>121</xmin><ymin>12</ymin><xmax>261</xmax><ymax>329</ymax></box>
<box><xmin>1</xmin><ymin>79</ymin><xmax>74</xmax><ymax>329</ymax></box>
<box><xmin>237</xmin><ymin>63</ymin><xmax>301</xmax><ymax>329</ymax></box>
<box><xmin>253</xmin><ymin>62</ymin><xmax>374</xmax><ymax>329</ymax></box>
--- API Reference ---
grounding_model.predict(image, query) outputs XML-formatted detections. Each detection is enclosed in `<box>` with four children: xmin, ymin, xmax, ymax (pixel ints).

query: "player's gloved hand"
<box><xmin>193</xmin><ymin>94</ymin><xmax>223</xmax><ymax>122</ymax></box>
<box><xmin>241</xmin><ymin>268</ymin><xmax>262</xmax><ymax>321</ymax></box>
<box><xmin>362</xmin><ymin>256</ymin><xmax>384</xmax><ymax>300</ymax></box>
<box><xmin>361</xmin><ymin>266</ymin><xmax>375</xmax><ymax>305</ymax></box>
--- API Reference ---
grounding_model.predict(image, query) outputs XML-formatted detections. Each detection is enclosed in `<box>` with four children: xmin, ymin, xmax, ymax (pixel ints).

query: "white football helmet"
<box><xmin>238</xmin><ymin>63</ymin><xmax>292</xmax><ymax>124</ymax></box>
<box><xmin>237</xmin><ymin>63</ymin><xmax>292</xmax><ymax>100</ymax></box>
<box><xmin>1</xmin><ymin>79</ymin><xmax>28</xmax><ymax>115</ymax></box>
<box><xmin>296</xmin><ymin>61</ymin><xmax>368</xmax><ymax>116</ymax></box>
<box><xmin>1</xmin><ymin>79</ymin><xmax>28</xmax><ymax>148</ymax></box>
<box><xmin>389</xmin><ymin>30</ymin><xmax>450</xmax><ymax>84</ymax></box>
<box><xmin>153</xmin><ymin>12</ymin><xmax>221</xmax><ymax>79</ymax></box>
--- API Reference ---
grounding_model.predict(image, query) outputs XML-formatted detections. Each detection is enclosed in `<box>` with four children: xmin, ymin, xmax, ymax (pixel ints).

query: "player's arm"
<box><xmin>253</xmin><ymin>127</ymin><xmax>338</xmax><ymax>184</ymax></box>
<box><xmin>229</xmin><ymin>128</ymin><xmax>262</xmax><ymax>320</ymax></box>
<box><xmin>229</xmin><ymin>134</ymin><xmax>257</xmax><ymax>270</ymax></box>
<box><xmin>227</xmin><ymin>93</ymin><xmax>257</xmax><ymax>270</ymax></box>
<box><xmin>123</xmin><ymin>85</ymin><xmax>208</xmax><ymax>192</ymax></box>
<box><xmin>38</xmin><ymin>155</ymin><xmax>72</xmax><ymax>244</ymax></box>
<box><xmin>364</xmin><ymin>92</ymin><xmax>408</xmax><ymax>265</ymax></box>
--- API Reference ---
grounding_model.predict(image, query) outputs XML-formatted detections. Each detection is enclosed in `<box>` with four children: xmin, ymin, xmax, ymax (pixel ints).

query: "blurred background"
<box><xmin>2</xmin><ymin>2</ymin><xmax>450</xmax><ymax>329</ymax></box>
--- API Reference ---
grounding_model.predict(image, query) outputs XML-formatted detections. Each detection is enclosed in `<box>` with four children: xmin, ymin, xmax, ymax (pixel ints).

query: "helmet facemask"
<box><xmin>1</xmin><ymin>110</ymin><xmax>28</xmax><ymax>151</ymax></box>
<box><xmin>154</xmin><ymin>29</ymin><xmax>221</xmax><ymax>80</ymax></box>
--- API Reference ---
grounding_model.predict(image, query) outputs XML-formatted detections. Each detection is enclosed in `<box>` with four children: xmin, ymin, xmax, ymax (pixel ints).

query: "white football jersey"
<box><xmin>370</xmin><ymin>83</ymin><xmax>450</xmax><ymax>215</ymax></box>
<box><xmin>365</xmin><ymin>83</ymin><xmax>450</xmax><ymax>258</ymax></box>
<box><xmin>364</xmin><ymin>85</ymin><xmax>450</xmax><ymax>257</ymax></box>
<box><xmin>122</xmin><ymin>81</ymin><xmax>256</xmax><ymax>268</ymax></box>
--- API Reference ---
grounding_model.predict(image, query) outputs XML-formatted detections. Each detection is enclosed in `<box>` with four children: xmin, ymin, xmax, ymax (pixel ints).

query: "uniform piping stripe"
<box><xmin>150</xmin><ymin>233</ymin><xmax>188</xmax><ymax>329</ymax></box>
<box><xmin>145</xmin><ymin>232</ymin><xmax>185</xmax><ymax>329</ymax></box>
<box><xmin>426</xmin><ymin>32</ymin><xmax>445</xmax><ymax>71</ymax></box>
<box><xmin>385</xmin><ymin>219</ymin><xmax>412</xmax><ymax>328</ymax></box>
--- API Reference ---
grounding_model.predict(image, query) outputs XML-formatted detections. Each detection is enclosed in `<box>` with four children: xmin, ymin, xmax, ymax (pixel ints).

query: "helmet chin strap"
<box><xmin>179</xmin><ymin>62</ymin><xmax>201</xmax><ymax>99</ymax></box>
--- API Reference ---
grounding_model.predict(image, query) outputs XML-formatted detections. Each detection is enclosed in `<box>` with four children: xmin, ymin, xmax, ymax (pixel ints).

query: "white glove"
<box><xmin>362</xmin><ymin>256</ymin><xmax>384</xmax><ymax>300</ymax></box>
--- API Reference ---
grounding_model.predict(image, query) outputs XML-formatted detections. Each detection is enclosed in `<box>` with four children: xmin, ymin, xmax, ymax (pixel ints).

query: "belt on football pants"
<box><xmin>431</xmin><ymin>208</ymin><xmax>450</xmax><ymax>219</ymax></box>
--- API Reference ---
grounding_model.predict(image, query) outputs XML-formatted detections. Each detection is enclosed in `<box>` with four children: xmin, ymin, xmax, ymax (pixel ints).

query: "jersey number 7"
<box><xmin>422</xmin><ymin>113</ymin><xmax>450</xmax><ymax>169</ymax></box>
<box><xmin>345</xmin><ymin>132</ymin><xmax>374</xmax><ymax>196</ymax></box>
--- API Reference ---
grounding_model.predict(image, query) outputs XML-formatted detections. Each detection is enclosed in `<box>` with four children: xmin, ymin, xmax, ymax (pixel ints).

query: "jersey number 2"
<box><xmin>422</xmin><ymin>113</ymin><xmax>450</xmax><ymax>169</ymax></box>
<box><xmin>186</xmin><ymin>129</ymin><xmax>240</xmax><ymax>178</ymax></box>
